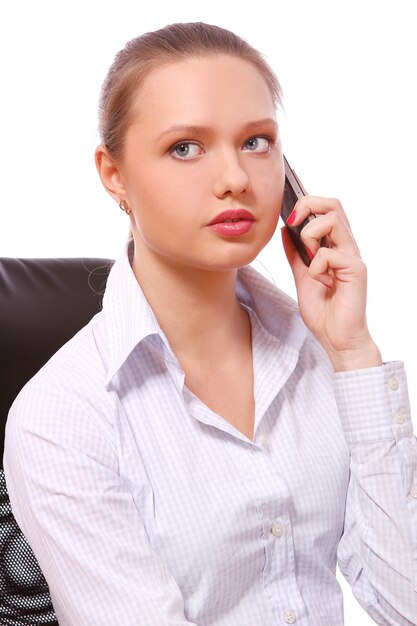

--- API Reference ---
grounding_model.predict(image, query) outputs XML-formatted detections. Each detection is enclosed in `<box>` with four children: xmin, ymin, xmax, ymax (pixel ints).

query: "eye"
<box><xmin>243</xmin><ymin>136</ymin><xmax>272</xmax><ymax>153</ymax></box>
<box><xmin>170</xmin><ymin>141</ymin><xmax>204</xmax><ymax>160</ymax></box>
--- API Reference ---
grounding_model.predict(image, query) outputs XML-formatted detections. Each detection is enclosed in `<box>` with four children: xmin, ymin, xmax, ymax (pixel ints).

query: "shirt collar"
<box><xmin>102</xmin><ymin>240</ymin><xmax>172</xmax><ymax>387</ymax></box>
<box><xmin>235</xmin><ymin>264</ymin><xmax>307</xmax><ymax>352</ymax></box>
<box><xmin>103</xmin><ymin>240</ymin><xmax>307</xmax><ymax>387</ymax></box>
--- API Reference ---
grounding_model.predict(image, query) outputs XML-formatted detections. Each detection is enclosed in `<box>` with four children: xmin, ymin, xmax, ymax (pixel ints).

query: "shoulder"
<box><xmin>5</xmin><ymin>312</ymin><xmax>117</xmax><ymax>452</ymax></box>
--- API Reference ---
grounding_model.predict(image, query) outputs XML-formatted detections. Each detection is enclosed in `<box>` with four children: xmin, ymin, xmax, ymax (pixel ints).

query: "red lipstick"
<box><xmin>206</xmin><ymin>209</ymin><xmax>255</xmax><ymax>237</ymax></box>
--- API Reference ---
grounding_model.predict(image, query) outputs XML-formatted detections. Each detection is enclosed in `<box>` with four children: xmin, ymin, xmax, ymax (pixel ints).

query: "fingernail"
<box><xmin>286</xmin><ymin>209</ymin><xmax>297</xmax><ymax>225</ymax></box>
<box><xmin>306</xmin><ymin>247</ymin><xmax>315</xmax><ymax>260</ymax></box>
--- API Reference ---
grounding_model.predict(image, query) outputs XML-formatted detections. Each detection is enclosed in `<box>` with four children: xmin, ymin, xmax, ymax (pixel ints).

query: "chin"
<box><xmin>204</xmin><ymin>246</ymin><xmax>263</xmax><ymax>272</ymax></box>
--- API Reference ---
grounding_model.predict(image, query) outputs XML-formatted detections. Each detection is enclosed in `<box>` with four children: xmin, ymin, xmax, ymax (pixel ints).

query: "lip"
<box><xmin>206</xmin><ymin>209</ymin><xmax>256</xmax><ymax>226</ymax></box>
<box><xmin>206</xmin><ymin>208</ymin><xmax>256</xmax><ymax>238</ymax></box>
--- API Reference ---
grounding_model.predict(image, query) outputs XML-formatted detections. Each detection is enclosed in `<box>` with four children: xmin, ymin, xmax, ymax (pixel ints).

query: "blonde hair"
<box><xmin>98</xmin><ymin>22</ymin><xmax>283</xmax><ymax>163</ymax></box>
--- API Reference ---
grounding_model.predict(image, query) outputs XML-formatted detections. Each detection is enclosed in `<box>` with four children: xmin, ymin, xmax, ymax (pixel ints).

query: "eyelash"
<box><xmin>169</xmin><ymin>135</ymin><xmax>275</xmax><ymax>160</ymax></box>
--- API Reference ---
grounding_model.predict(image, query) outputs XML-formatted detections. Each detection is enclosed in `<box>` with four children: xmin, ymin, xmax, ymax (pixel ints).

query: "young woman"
<box><xmin>4</xmin><ymin>22</ymin><xmax>417</xmax><ymax>626</ymax></box>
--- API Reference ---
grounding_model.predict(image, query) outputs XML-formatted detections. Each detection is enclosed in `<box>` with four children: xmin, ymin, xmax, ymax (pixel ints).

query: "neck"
<box><xmin>131</xmin><ymin>243</ymin><xmax>248</xmax><ymax>361</ymax></box>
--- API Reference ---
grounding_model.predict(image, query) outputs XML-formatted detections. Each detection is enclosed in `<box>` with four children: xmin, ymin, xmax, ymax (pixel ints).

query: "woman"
<box><xmin>4</xmin><ymin>22</ymin><xmax>416</xmax><ymax>626</ymax></box>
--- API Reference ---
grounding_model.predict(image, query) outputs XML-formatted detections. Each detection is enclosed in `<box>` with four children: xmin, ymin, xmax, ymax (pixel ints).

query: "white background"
<box><xmin>1</xmin><ymin>1</ymin><xmax>415</xmax><ymax>623</ymax></box>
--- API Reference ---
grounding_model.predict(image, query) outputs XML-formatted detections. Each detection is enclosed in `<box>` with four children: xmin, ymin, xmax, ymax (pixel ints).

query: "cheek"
<box><xmin>256</xmin><ymin>166</ymin><xmax>284</xmax><ymax>214</ymax></box>
<box><xmin>133</xmin><ymin>161</ymin><xmax>205</xmax><ymax>210</ymax></box>
<box><xmin>252</xmin><ymin>149</ymin><xmax>284</xmax><ymax>198</ymax></box>
<box><xmin>256</xmin><ymin>166</ymin><xmax>285</xmax><ymax>241</ymax></box>
<box><xmin>129</xmin><ymin>175</ymin><xmax>199</xmax><ymax>248</ymax></box>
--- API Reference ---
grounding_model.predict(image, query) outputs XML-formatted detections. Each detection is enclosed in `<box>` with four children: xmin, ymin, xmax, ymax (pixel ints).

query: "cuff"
<box><xmin>332</xmin><ymin>361</ymin><xmax>413</xmax><ymax>445</ymax></box>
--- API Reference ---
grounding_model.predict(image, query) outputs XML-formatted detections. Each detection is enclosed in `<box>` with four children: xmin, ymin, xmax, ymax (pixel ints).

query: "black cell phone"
<box><xmin>281</xmin><ymin>155</ymin><xmax>316</xmax><ymax>267</ymax></box>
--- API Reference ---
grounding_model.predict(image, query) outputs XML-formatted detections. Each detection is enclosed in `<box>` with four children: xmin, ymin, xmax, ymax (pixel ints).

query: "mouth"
<box><xmin>206</xmin><ymin>209</ymin><xmax>256</xmax><ymax>237</ymax></box>
<box><xmin>206</xmin><ymin>209</ymin><xmax>256</xmax><ymax>226</ymax></box>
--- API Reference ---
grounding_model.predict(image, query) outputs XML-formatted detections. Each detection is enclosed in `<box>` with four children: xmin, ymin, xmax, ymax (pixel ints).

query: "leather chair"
<box><xmin>0</xmin><ymin>257</ymin><xmax>113</xmax><ymax>625</ymax></box>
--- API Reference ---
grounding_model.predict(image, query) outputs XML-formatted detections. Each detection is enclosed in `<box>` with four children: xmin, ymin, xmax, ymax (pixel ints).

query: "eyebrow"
<box><xmin>157</xmin><ymin>118</ymin><xmax>278</xmax><ymax>141</ymax></box>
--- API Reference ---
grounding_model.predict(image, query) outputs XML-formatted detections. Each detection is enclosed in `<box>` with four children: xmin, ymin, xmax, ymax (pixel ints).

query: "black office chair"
<box><xmin>0</xmin><ymin>257</ymin><xmax>114</xmax><ymax>625</ymax></box>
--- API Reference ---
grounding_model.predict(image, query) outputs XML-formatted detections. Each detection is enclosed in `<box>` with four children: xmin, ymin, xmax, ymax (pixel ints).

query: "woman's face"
<box><xmin>120</xmin><ymin>54</ymin><xmax>285</xmax><ymax>272</ymax></box>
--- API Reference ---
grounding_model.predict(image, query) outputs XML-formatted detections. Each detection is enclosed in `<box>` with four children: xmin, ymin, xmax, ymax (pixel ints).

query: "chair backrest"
<box><xmin>0</xmin><ymin>257</ymin><xmax>113</xmax><ymax>625</ymax></box>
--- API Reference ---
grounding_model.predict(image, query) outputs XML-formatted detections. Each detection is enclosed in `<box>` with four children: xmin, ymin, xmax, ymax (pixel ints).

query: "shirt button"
<box><xmin>410</xmin><ymin>486</ymin><xmax>417</xmax><ymax>499</ymax></box>
<box><xmin>284</xmin><ymin>610</ymin><xmax>297</xmax><ymax>624</ymax></box>
<box><xmin>388</xmin><ymin>377</ymin><xmax>399</xmax><ymax>390</ymax></box>
<box><xmin>271</xmin><ymin>522</ymin><xmax>285</xmax><ymax>538</ymax></box>
<box><xmin>394</xmin><ymin>410</ymin><xmax>404</xmax><ymax>424</ymax></box>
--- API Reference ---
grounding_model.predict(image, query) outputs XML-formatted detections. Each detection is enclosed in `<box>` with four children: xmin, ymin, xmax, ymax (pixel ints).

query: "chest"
<box><xmin>115</xmin><ymin>352</ymin><xmax>350</xmax><ymax>622</ymax></box>
<box><xmin>183</xmin><ymin>356</ymin><xmax>255</xmax><ymax>440</ymax></box>
<box><xmin>168</xmin><ymin>304</ymin><xmax>256</xmax><ymax>439</ymax></box>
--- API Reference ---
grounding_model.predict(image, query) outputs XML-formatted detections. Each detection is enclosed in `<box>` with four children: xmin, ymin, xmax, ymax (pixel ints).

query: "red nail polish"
<box><xmin>286</xmin><ymin>209</ymin><xmax>297</xmax><ymax>225</ymax></box>
<box><xmin>306</xmin><ymin>247</ymin><xmax>315</xmax><ymax>260</ymax></box>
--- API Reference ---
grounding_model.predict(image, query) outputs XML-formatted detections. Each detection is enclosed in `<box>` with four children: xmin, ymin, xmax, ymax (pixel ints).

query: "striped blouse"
<box><xmin>4</xmin><ymin>240</ymin><xmax>417</xmax><ymax>625</ymax></box>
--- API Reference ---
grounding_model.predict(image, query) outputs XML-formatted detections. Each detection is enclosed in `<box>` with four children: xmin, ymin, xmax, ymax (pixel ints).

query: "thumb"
<box><xmin>281</xmin><ymin>226</ymin><xmax>308</xmax><ymax>287</ymax></box>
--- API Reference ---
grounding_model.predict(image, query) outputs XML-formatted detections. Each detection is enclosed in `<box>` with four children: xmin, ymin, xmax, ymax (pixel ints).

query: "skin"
<box><xmin>96</xmin><ymin>53</ymin><xmax>382</xmax><ymax>377</ymax></box>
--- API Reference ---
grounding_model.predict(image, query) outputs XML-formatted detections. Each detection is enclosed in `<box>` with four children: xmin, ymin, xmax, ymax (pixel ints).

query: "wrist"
<box><xmin>329</xmin><ymin>341</ymin><xmax>383</xmax><ymax>372</ymax></box>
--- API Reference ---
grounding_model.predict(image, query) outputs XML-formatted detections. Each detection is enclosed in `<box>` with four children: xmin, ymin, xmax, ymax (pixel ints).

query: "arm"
<box><xmin>335</xmin><ymin>361</ymin><xmax>417</xmax><ymax>624</ymax></box>
<box><xmin>4</xmin><ymin>384</ymin><xmax>195</xmax><ymax>626</ymax></box>
<box><xmin>281</xmin><ymin>197</ymin><xmax>417</xmax><ymax>622</ymax></box>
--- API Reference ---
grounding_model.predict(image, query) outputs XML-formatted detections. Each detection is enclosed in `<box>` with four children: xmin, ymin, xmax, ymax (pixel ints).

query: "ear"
<box><xmin>95</xmin><ymin>144</ymin><xmax>126</xmax><ymax>202</ymax></box>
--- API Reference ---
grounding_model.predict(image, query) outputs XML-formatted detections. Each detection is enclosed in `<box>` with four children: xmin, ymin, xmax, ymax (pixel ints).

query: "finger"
<box><xmin>301</xmin><ymin>210</ymin><xmax>361</xmax><ymax>258</ymax></box>
<box><xmin>286</xmin><ymin>196</ymin><xmax>352</xmax><ymax>231</ymax></box>
<box><xmin>309</xmin><ymin>246</ymin><xmax>367</xmax><ymax>289</ymax></box>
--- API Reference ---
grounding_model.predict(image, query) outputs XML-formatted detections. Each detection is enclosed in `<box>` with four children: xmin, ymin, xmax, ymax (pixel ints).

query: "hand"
<box><xmin>281</xmin><ymin>196</ymin><xmax>382</xmax><ymax>372</ymax></box>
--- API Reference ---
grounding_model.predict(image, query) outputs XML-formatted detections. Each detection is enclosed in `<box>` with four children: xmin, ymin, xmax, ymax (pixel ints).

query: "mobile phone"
<box><xmin>281</xmin><ymin>155</ymin><xmax>316</xmax><ymax>267</ymax></box>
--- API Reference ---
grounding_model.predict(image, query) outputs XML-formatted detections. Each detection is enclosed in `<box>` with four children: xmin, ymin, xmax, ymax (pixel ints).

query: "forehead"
<box><xmin>131</xmin><ymin>55</ymin><xmax>276</xmax><ymax>132</ymax></box>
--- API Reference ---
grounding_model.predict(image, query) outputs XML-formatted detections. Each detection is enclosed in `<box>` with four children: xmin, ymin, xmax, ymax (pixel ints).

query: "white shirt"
<box><xmin>4</xmin><ymin>241</ymin><xmax>417</xmax><ymax>626</ymax></box>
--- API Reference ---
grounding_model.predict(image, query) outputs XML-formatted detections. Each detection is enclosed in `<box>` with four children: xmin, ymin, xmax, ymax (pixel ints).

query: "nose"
<box><xmin>212</xmin><ymin>148</ymin><xmax>250</xmax><ymax>198</ymax></box>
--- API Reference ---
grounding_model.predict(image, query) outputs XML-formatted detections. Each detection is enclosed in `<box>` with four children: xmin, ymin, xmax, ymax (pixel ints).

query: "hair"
<box><xmin>98</xmin><ymin>22</ymin><xmax>283</xmax><ymax>163</ymax></box>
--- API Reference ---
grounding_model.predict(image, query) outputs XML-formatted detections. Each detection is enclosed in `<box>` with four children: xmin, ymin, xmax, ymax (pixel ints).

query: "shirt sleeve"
<box><xmin>3</xmin><ymin>383</ymin><xmax>196</xmax><ymax>626</ymax></box>
<box><xmin>333</xmin><ymin>361</ymin><xmax>417</xmax><ymax>625</ymax></box>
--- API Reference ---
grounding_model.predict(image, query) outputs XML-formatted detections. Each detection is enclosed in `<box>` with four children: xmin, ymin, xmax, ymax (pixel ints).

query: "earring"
<box><xmin>119</xmin><ymin>199</ymin><xmax>132</xmax><ymax>215</ymax></box>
